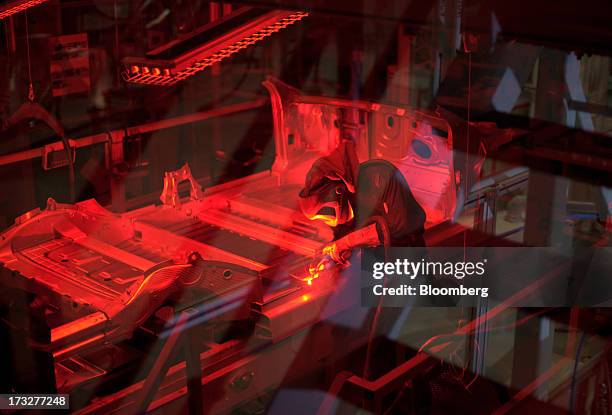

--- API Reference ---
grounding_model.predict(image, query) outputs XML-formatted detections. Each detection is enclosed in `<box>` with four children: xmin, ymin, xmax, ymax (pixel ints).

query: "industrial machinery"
<box><xmin>1</xmin><ymin>1</ymin><xmax>612</xmax><ymax>414</ymax></box>
<box><xmin>0</xmin><ymin>76</ymin><xmax>477</xmax><ymax>412</ymax></box>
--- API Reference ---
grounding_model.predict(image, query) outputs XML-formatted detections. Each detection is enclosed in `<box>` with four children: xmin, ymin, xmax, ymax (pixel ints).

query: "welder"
<box><xmin>299</xmin><ymin>138</ymin><xmax>427</xmax><ymax>266</ymax></box>
<box><xmin>298</xmin><ymin>137</ymin><xmax>428</xmax><ymax>382</ymax></box>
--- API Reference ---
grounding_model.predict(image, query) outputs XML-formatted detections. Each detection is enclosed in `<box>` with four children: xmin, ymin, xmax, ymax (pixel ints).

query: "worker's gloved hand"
<box><xmin>322</xmin><ymin>238</ymin><xmax>352</xmax><ymax>265</ymax></box>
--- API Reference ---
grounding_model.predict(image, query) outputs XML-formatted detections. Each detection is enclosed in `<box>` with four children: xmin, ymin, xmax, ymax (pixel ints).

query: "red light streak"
<box><xmin>0</xmin><ymin>0</ymin><xmax>50</xmax><ymax>20</ymax></box>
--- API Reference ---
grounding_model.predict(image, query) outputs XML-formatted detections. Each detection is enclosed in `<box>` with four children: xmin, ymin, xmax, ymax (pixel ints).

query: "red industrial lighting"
<box><xmin>0</xmin><ymin>0</ymin><xmax>49</xmax><ymax>20</ymax></box>
<box><xmin>122</xmin><ymin>7</ymin><xmax>308</xmax><ymax>86</ymax></box>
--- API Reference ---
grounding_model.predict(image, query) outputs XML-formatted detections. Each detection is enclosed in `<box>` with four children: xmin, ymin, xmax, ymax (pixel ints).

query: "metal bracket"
<box><xmin>42</xmin><ymin>139</ymin><xmax>76</xmax><ymax>170</ymax></box>
<box><xmin>160</xmin><ymin>162</ymin><xmax>203</xmax><ymax>208</ymax></box>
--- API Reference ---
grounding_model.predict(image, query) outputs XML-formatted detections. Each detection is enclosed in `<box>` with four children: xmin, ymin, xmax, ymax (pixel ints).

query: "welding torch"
<box><xmin>304</xmin><ymin>223</ymin><xmax>382</xmax><ymax>285</ymax></box>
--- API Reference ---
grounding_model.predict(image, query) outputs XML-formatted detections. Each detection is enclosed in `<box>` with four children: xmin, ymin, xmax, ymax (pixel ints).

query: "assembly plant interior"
<box><xmin>1</xmin><ymin>0</ymin><xmax>612</xmax><ymax>414</ymax></box>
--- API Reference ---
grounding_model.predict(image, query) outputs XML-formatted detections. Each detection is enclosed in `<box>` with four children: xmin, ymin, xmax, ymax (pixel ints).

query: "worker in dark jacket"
<box><xmin>299</xmin><ymin>139</ymin><xmax>426</xmax><ymax>264</ymax></box>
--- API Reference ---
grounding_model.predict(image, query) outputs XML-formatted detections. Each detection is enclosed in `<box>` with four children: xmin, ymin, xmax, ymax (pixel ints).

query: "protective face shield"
<box><xmin>299</xmin><ymin>180</ymin><xmax>354</xmax><ymax>227</ymax></box>
<box><xmin>299</xmin><ymin>140</ymin><xmax>358</xmax><ymax>227</ymax></box>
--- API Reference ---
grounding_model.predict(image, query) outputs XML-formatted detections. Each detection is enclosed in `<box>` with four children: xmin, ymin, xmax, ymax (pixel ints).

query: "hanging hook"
<box><xmin>28</xmin><ymin>83</ymin><xmax>35</xmax><ymax>101</ymax></box>
<box><xmin>25</xmin><ymin>10</ymin><xmax>35</xmax><ymax>102</ymax></box>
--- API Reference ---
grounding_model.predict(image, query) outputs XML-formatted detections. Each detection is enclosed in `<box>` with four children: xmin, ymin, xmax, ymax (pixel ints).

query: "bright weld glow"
<box><xmin>306</xmin><ymin>204</ymin><xmax>353</xmax><ymax>228</ymax></box>
<box><xmin>305</xmin><ymin>214</ymin><xmax>337</xmax><ymax>227</ymax></box>
<box><xmin>0</xmin><ymin>0</ymin><xmax>50</xmax><ymax>20</ymax></box>
<box><xmin>303</xmin><ymin>273</ymin><xmax>318</xmax><ymax>285</ymax></box>
<box><xmin>302</xmin><ymin>255</ymin><xmax>329</xmax><ymax>285</ymax></box>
